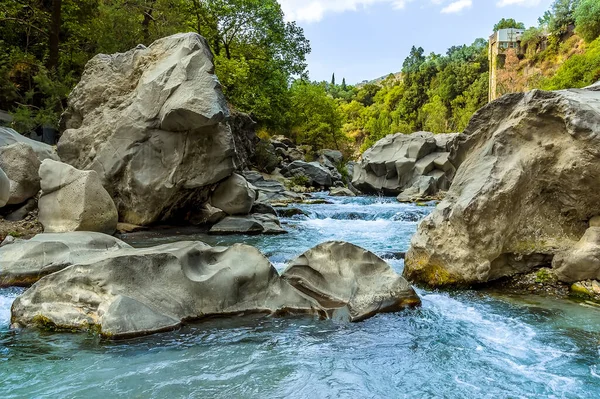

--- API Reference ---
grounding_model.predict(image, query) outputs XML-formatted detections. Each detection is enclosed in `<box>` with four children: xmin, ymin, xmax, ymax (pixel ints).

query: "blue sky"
<box><xmin>279</xmin><ymin>0</ymin><xmax>554</xmax><ymax>84</ymax></box>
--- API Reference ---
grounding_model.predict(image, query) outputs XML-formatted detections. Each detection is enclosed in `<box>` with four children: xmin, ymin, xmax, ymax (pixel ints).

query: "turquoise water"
<box><xmin>1</xmin><ymin>195</ymin><xmax>599</xmax><ymax>398</ymax></box>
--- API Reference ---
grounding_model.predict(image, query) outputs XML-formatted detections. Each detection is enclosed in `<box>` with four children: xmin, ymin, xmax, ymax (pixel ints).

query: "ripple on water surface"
<box><xmin>1</xmin><ymin>195</ymin><xmax>600</xmax><ymax>398</ymax></box>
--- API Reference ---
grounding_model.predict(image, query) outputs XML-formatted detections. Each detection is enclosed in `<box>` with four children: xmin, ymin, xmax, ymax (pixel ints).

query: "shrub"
<box><xmin>575</xmin><ymin>0</ymin><xmax>600</xmax><ymax>43</ymax></box>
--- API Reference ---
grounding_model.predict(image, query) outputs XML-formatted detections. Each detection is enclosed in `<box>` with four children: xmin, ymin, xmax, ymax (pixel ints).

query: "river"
<box><xmin>1</xmin><ymin>194</ymin><xmax>599</xmax><ymax>398</ymax></box>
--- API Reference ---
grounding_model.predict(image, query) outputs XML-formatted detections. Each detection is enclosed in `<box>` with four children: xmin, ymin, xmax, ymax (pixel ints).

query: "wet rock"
<box><xmin>251</xmin><ymin>202</ymin><xmax>277</xmax><ymax>216</ymax></box>
<box><xmin>352</xmin><ymin>131</ymin><xmax>457</xmax><ymax>199</ymax></box>
<box><xmin>405</xmin><ymin>88</ymin><xmax>600</xmax><ymax>287</ymax></box>
<box><xmin>241</xmin><ymin>170</ymin><xmax>304</xmax><ymax>203</ymax></box>
<box><xmin>190</xmin><ymin>203</ymin><xmax>226</xmax><ymax>225</ymax></box>
<box><xmin>282</xmin><ymin>241</ymin><xmax>421</xmax><ymax>321</ymax></box>
<box><xmin>38</xmin><ymin>159</ymin><xmax>118</xmax><ymax>234</ymax></box>
<box><xmin>209</xmin><ymin>214</ymin><xmax>286</xmax><ymax>235</ymax></box>
<box><xmin>210</xmin><ymin>173</ymin><xmax>255</xmax><ymax>215</ymax></box>
<box><xmin>0</xmin><ymin>143</ymin><xmax>41</xmax><ymax>205</ymax></box>
<box><xmin>58</xmin><ymin>33</ymin><xmax>236</xmax><ymax>225</ymax></box>
<box><xmin>0</xmin><ymin>232</ymin><xmax>131</xmax><ymax>287</ymax></box>
<box><xmin>10</xmin><ymin>242</ymin><xmax>315</xmax><ymax>337</ymax></box>
<box><xmin>329</xmin><ymin>187</ymin><xmax>356</xmax><ymax>197</ymax></box>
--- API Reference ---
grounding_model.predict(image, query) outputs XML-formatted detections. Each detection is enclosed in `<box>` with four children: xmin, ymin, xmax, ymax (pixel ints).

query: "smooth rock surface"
<box><xmin>38</xmin><ymin>160</ymin><xmax>118</xmax><ymax>234</ymax></box>
<box><xmin>210</xmin><ymin>173</ymin><xmax>255</xmax><ymax>215</ymax></box>
<box><xmin>553</xmin><ymin>227</ymin><xmax>600</xmax><ymax>283</ymax></box>
<box><xmin>282</xmin><ymin>241</ymin><xmax>420</xmax><ymax>321</ymax></box>
<box><xmin>0</xmin><ymin>232</ymin><xmax>131</xmax><ymax>287</ymax></box>
<box><xmin>352</xmin><ymin>131</ymin><xmax>458</xmax><ymax>199</ymax></box>
<box><xmin>11</xmin><ymin>242</ymin><xmax>316</xmax><ymax>337</ymax></box>
<box><xmin>58</xmin><ymin>33</ymin><xmax>237</xmax><ymax>225</ymax></box>
<box><xmin>405</xmin><ymin>88</ymin><xmax>600</xmax><ymax>287</ymax></box>
<box><xmin>0</xmin><ymin>143</ymin><xmax>41</xmax><ymax>205</ymax></box>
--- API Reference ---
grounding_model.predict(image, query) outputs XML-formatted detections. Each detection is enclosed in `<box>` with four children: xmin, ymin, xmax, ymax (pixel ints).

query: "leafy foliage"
<box><xmin>574</xmin><ymin>0</ymin><xmax>600</xmax><ymax>43</ymax></box>
<box><xmin>494</xmin><ymin>18</ymin><xmax>525</xmax><ymax>31</ymax></box>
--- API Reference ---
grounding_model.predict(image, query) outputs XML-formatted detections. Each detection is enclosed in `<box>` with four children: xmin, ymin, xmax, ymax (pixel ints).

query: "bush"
<box><xmin>288</xmin><ymin>174</ymin><xmax>310</xmax><ymax>187</ymax></box>
<box><xmin>575</xmin><ymin>0</ymin><xmax>600</xmax><ymax>43</ymax></box>
<box><xmin>253</xmin><ymin>140</ymin><xmax>279</xmax><ymax>174</ymax></box>
<box><xmin>542</xmin><ymin>37</ymin><xmax>600</xmax><ymax>89</ymax></box>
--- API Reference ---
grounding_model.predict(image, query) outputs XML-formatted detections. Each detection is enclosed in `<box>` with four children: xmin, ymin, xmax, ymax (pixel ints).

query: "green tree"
<box><xmin>493</xmin><ymin>18</ymin><xmax>525</xmax><ymax>31</ymax></box>
<box><xmin>341</xmin><ymin>78</ymin><xmax>347</xmax><ymax>91</ymax></box>
<box><xmin>575</xmin><ymin>0</ymin><xmax>600</xmax><ymax>43</ymax></box>
<box><xmin>287</xmin><ymin>80</ymin><xmax>344</xmax><ymax>150</ymax></box>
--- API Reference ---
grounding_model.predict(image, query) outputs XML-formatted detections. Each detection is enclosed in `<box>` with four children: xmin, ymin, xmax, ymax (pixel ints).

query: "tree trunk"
<box><xmin>47</xmin><ymin>0</ymin><xmax>62</xmax><ymax>72</ymax></box>
<box><xmin>141</xmin><ymin>0</ymin><xmax>156</xmax><ymax>43</ymax></box>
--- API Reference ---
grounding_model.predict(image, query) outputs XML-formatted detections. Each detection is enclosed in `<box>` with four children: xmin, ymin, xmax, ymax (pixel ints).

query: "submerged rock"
<box><xmin>282</xmin><ymin>241</ymin><xmax>421</xmax><ymax>321</ymax></box>
<box><xmin>58</xmin><ymin>33</ymin><xmax>237</xmax><ymax>225</ymax></box>
<box><xmin>405</xmin><ymin>88</ymin><xmax>600</xmax><ymax>287</ymax></box>
<box><xmin>0</xmin><ymin>232</ymin><xmax>131</xmax><ymax>287</ymax></box>
<box><xmin>38</xmin><ymin>160</ymin><xmax>118</xmax><ymax>234</ymax></box>
<box><xmin>352</xmin><ymin>131</ymin><xmax>458</xmax><ymax>200</ymax></box>
<box><xmin>209</xmin><ymin>214</ymin><xmax>286</xmax><ymax>235</ymax></box>
<box><xmin>329</xmin><ymin>187</ymin><xmax>356</xmax><ymax>197</ymax></box>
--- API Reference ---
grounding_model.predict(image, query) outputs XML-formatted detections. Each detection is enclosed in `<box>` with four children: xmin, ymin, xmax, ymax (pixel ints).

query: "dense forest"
<box><xmin>1</xmin><ymin>0</ymin><xmax>599</xmax><ymax>155</ymax></box>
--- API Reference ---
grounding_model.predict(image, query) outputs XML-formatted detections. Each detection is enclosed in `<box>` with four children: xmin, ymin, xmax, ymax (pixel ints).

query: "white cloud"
<box><xmin>279</xmin><ymin>0</ymin><xmax>412</xmax><ymax>23</ymax></box>
<box><xmin>496</xmin><ymin>0</ymin><xmax>542</xmax><ymax>7</ymax></box>
<box><xmin>441</xmin><ymin>0</ymin><xmax>472</xmax><ymax>13</ymax></box>
<box><xmin>279</xmin><ymin>0</ymin><xmax>542</xmax><ymax>23</ymax></box>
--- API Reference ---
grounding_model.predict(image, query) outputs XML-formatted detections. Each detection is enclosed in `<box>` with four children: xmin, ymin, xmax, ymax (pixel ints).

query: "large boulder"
<box><xmin>210</xmin><ymin>173</ymin><xmax>255</xmax><ymax>215</ymax></box>
<box><xmin>38</xmin><ymin>159</ymin><xmax>118</xmax><ymax>234</ymax></box>
<box><xmin>352</xmin><ymin>131</ymin><xmax>459</xmax><ymax>199</ymax></box>
<box><xmin>11</xmin><ymin>242</ymin><xmax>316</xmax><ymax>338</ymax></box>
<box><xmin>405</xmin><ymin>88</ymin><xmax>600</xmax><ymax>287</ymax></box>
<box><xmin>0</xmin><ymin>232</ymin><xmax>131</xmax><ymax>287</ymax></box>
<box><xmin>58</xmin><ymin>33</ymin><xmax>239</xmax><ymax>225</ymax></box>
<box><xmin>0</xmin><ymin>167</ymin><xmax>8</xmax><ymax>207</ymax></box>
<box><xmin>0</xmin><ymin>143</ymin><xmax>41</xmax><ymax>205</ymax></box>
<box><xmin>0</xmin><ymin>127</ymin><xmax>58</xmax><ymax>161</ymax></box>
<box><xmin>282</xmin><ymin>241</ymin><xmax>421</xmax><ymax>321</ymax></box>
<box><xmin>242</xmin><ymin>170</ymin><xmax>304</xmax><ymax>203</ymax></box>
<box><xmin>553</xmin><ymin>225</ymin><xmax>600</xmax><ymax>283</ymax></box>
<box><xmin>287</xmin><ymin>161</ymin><xmax>334</xmax><ymax>187</ymax></box>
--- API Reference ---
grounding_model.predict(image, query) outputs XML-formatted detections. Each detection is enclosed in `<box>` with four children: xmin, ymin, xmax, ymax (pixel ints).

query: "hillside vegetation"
<box><xmin>0</xmin><ymin>0</ymin><xmax>599</xmax><ymax>157</ymax></box>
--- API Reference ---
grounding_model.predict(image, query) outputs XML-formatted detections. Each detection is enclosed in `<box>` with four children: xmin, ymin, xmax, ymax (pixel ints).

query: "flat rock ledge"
<box><xmin>9</xmin><ymin>237</ymin><xmax>420</xmax><ymax>338</ymax></box>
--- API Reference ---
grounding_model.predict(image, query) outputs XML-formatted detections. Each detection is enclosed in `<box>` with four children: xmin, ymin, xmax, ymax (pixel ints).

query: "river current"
<box><xmin>1</xmin><ymin>195</ymin><xmax>599</xmax><ymax>398</ymax></box>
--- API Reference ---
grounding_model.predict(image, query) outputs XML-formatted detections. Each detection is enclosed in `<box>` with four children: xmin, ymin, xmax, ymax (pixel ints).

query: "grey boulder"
<box><xmin>210</xmin><ymin>173</ymin><xmax>255</xmax><ymax>215</ymax></box>
<box><xmin>0</xmin><ymin>143</ymin><xmax>41</xmax><ymax>205</ymax></box>
<box><xmin>282</xmin><ymin>241</ymin><xmax>421</xmax><ymax>321</ymax></box>
<box><xmin>38</xmin><ymin>159</ymin><xmax>118</xmax><ymax>234</ymax></box>
<box><xmin>58</xmin><ymin>33</ymin><xmax>237</xmax><ymax>225</ymax></box>
<box><xmin>553</xmin><ymin>226</ymin><xmax>600</xmax><ymax>283</ymax></box>
<box><xmin>10</xmin><ymin>242</ymin><xmax>315</xmax><ymax>338</ymax></box>
<box><xmin>352</xmin><ymin>131</ymin><xmax>458</xmax><ymax>199</ymax></box>
<box><xmin>405</xmin><ymin>88</ymin><xmax>600</xmax><ymax>287</ymax></box>
<box><xmin>329</xmin><ymin>187</ymin><xmax>356</xmax><ymax>197</ymax></box>
<box><xmin>0</xmin><ymin>232</ymin><xmax>131</xmax><ymax>287</ymax></box>
<box><xmin>287</xmin><ymin>161</ymin><xmax>334</xmax><ymax>187</ymax></box>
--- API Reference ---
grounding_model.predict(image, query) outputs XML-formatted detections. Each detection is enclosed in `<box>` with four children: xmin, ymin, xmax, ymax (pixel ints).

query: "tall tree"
<box><xmin>331</xmin><ymin>73</ymin><xmax>336</xmax><ymax>87</ymax></box>
<box><xmin>48</xmin><ymin>0</ymin><xmax>62</xmax><ymax>72</ymax></box>
<box><xmin>494</xmin><ymin>18</ymin><xmax>525</xmax><ymax>31</ymax></box>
